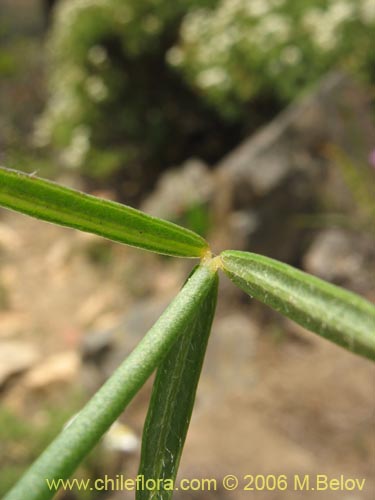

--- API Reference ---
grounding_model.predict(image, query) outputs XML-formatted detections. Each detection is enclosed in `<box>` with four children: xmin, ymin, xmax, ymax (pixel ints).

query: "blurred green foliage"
<box><xmin>36</xmin><ymin>0</ymin><xmax>222</xmax><ymax>188</ymax></box>
<box><xmin>178</xmin><ymin>202</ymin><xmax>212</xmax><ymax>238</ymax></box>
<box><xmin>0</xmin><ymin>388</ymin><xmax>117</xmax><ymax>500</ymax></box>
<box><xmin>0</xmin><ymin>392</ymin><xmax>83</xmax><ymax>498</ymax></box>
<box><xmin>36</xmin><ymin>0</ymin><xmax>375</xmax><ymax>184</ymax></box>
<box><xmin>327</xmin><ymin>145</ymin><xmax>375</xmax><ymax>231</ymax></box>
<box><xmin>0</xmin><ymin>48</ymin><xmax>18</xmax><ymax>77</ymax></box>
<box><xmin>173</xmin><ymin>0</ymin><xmax>375</xmax><ymax>119</ymax></box>
<box><xmin>0</xmin><ymin>5</ymin><xmax>49</xmax><ymax>176</ymax></box>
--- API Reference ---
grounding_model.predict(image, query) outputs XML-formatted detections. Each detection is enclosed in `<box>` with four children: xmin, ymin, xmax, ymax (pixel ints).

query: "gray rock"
<box><xmin>303</xmin><ymin>228</ymin><xmax>375</xmax><ymax>296</ymax></box>
<box><xmin>0</xmin><ymin>340</ymin><xmax>39</xmax><ymax>387</ymax></box>
<box><xmin>141</xmin><ymin>158</ymin><xmax>214</xmax><ymax>220</ymax></box>
<box><xmin>212</xmin><ymin>72</ymin><xmax>374</xmax><ymax>262</ymax></box>
<box><xmin>81</xmin><ymin>297</ymin><xmax>171</xmax><ymax>382</ymax></box>
<box><xmin>21</xmin><ymin>350</ymin><xmax>80</xmax><ymax>390</ymax></box>
<box><xmin>217</xmin><ymin>72</ymin><xmax>373</xmax><ymax>199</ymax></box>
<box><xmin>201</xmin><ymin>312</ymin><xmax>259</xmax><ymax>399</ymax></box>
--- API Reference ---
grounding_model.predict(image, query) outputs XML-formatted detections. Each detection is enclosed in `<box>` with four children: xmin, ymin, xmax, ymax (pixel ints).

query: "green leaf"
<box><xmin>137</xmin><ymin>267</ymin><xmax>218</xmax><ymax>500</ymax></box>
<box><xmin>221</xmin><ymin>250</ymin><xmax>375</xmax><ymax>361</ymax></box>
<box><xmin>0</xmin><ymin>167</ymin><xmax>209</xmax><ymax>258</ymax></box>
<box><xmin>4</xmin><ymin>265</ymin><xmax>218</xmax><ymax>500</ymax></box>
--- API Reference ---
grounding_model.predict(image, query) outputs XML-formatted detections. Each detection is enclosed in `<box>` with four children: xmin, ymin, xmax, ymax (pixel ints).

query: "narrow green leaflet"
<box><xmin>137</xmin><ymin>267</ymin><xmax>218</xmax><ymax>500</ymax></box>
<box><xmin>4</xmin><ymin>265</ymin><xmax>217</xmax><ymax>500</ymax></box>
<box><xmin>0</xmin><ymin>167</ymin><xmax>209</xmax><ymax>258</ymax></box>
<box><xmin>221</xmin><ymin>250</ymin><xmax>375</xmax><ymax>361</ymax></box>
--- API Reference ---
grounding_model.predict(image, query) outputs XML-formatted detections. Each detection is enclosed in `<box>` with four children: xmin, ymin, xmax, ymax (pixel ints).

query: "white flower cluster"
<box><xmin>36</xmin><ymin>0</ymin><xmax>374</xmax><ymax>170</ymax></box>
<box><xmin>303</xmin><ymin>1</ymin><xmax>356</xmax><ymax>51</ymax></box>
<box><xmin>33</xmin><ymin>65</ymin><xmax>85</xmax><ymax>149</ymax></box>
<box><xmin>59</xmin><ymin>125</ymin><xmax>91</xmax><ymax>169</ymax></box>
<box><xmin>85</xmin><ymin>76</ymin><xmax>108</xmax><ymax>102</ymax></box>
<box><xmin>168</xmin><ymin>0</ymin><xmax>374</xmax><ymax>116</ymax></box>
<box><xmin>196</xmin><ymin>67</ymin><xmax>229</xmax><ymax>89</ymax></box>
<box><xmin>167</xmin><ymin>0</ymin><xmax>291</xmax><ymax>106</ymax></box>
<box><xmin>35</xmin><ymin>0</ymin><xmax>185</xmax><ymax>166</ymax></box>
<box><xmin>360</xmin><ymin>0</ymin><xmax>375</xmax><ymax>21</ymax></box>
<box><xmin>88</xmin><ymin>45</ymin><xmax>108</xmax><ymax>66</ymax></box>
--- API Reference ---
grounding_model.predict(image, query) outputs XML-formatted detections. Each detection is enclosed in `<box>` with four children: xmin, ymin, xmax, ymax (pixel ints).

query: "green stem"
<box><xmin>4</xmin><ymin>265</ymin><xmax>217</xmax><ymax>500</ymax></box>
<box><xmin>137</xmin><ymin>266</ymin><xmax>218</xmax><ymax>499</ymax></box>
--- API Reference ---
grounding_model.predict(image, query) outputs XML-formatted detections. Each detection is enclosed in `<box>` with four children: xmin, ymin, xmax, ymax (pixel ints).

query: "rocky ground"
<box><xmin>1</xmin><ymin>71</ymin><xmax>374</xmax><ymax>499</ymax></box>
<box><xmin>0</xmin><ymin>190</ymin><xmax>374</xmax><ymax>500</ymax></box>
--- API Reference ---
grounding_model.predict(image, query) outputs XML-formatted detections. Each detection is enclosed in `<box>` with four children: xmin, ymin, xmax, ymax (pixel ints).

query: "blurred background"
<box><xmin>0</xmin><ymin>0</ymin><xmax>374</xmax><ymax>498</ymax></box>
